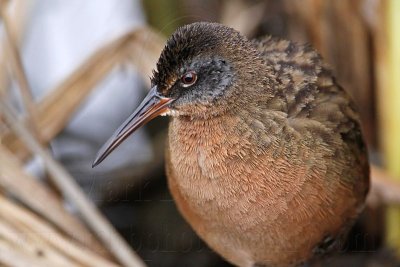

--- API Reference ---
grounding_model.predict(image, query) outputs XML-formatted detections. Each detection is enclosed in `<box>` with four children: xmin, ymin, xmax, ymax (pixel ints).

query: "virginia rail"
<box><xmin>93</xmin><ymin>22</ymin><xmax>370</xmax><ymax>267</ymax></box>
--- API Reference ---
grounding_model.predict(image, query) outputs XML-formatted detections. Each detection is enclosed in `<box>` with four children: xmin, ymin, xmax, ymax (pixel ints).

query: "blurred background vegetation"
<box><xmin>1</xmin><ymin>0</ymin><xmax>400</xmax><ymax>267</ymax></box>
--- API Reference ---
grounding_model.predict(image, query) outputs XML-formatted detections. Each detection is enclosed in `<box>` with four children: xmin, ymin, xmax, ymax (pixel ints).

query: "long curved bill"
<box><xmin>92</xmin><ymin>86</ymin><xmax>173</xmax><ymax>167</ymax></box>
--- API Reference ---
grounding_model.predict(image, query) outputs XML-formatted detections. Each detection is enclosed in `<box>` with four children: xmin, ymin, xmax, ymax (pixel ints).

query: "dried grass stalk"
<box><xmin>368</xmin><ymin>165</ymin><xmax>400</xmax><ymax>207</ymax></box>
<box><xmin>0</xmin><ymin>219</ymin><xmax>77</xmax><ymax>267</ymax></box>
<box><xmin>380</xmin><ymin>0</ymin><xmax>400</xmax><ymax>252</ymax></box>
<box><xmin>0</xmin><ymin>143</ymin><xmax>107</xmax><ymax>254</ymax></box>
<box><xmin>0</xmin><ymin>194</ymin><xmax>120</xmax><ymax>267</ymax></box>
<box><xmin>1</xmin><ymin>27</ymin><xmax>165</xmax><ymax>161</ymax></box>
<box><xmin>0</xmin><ymin>1</ymin><xmax>40</xmax><ymax>141</ymax></box>
<box><xmin>0</xmin><ymin>0</ymin><xmax>33</xmax><ymax>96</ymax></box>
<box><xmin>0</xmin><ymin>100</ymin><xmax>146</xmax><ymax>267</ymax></box>
<box><xmin>123</xmin><ymin>27</ymin><xmax>165</xmax><ymax>85</ymax></box>
<box><xmin>220</xmin><ymin>0</ymin><xmax>266</xmax><ymax>36</ymax></box>
<box><xmin>0</xmin><ymin>238</ymin><xmax>58</xmax><ymax>267</ymax></box>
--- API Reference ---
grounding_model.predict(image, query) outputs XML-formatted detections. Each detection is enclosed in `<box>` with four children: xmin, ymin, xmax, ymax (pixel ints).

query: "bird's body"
<box><xmin>93</xmin><ymin>22</ymin><xmax>369</xmax><ymax>267</ymax></box>
<box><xmin>164</xmin><ymin>26</ymin><xmax>369</xmax><ymax>267</ymax></box>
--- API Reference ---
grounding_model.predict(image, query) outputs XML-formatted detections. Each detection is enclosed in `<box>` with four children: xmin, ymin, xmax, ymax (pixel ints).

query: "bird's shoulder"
<box><xmin>253</xmin><ymin>36</ymin><xmax>362</xmax><ymax>146</ymax></box>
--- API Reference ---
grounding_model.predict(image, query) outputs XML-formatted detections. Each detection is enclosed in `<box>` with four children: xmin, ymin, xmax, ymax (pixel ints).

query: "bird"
<box><xmin>93</xmin><ymin>22</ymin><xmax>370</xmax><ymax>267</ymax></box>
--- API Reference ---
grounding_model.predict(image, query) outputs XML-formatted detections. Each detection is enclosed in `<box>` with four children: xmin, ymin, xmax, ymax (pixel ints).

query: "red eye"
<box><xmin>181</xmin><ymin>71</ymin><xmax>197</xmax><ymax>87</ymax></box>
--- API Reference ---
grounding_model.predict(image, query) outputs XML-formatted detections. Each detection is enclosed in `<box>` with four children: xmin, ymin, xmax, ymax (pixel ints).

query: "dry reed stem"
<box><xmin>0</xmin><ymin>194</ymin><xmax>120</xmax><ymax>267</ymax></box>
<box><xmin>220</xmin><ymin>0</ymin><xmax>266</xmax><ymax>36</ymax></box>
<box><xmin>0</xmin><ymin>0</ymin><xmax>32</xmax><ymax>96</ymax></box>
<box><xmin>0</xmin><ymin>1</ymin><xmax>41</xmax><ymax>141</ymax></box>
<box><xmin>0</xmin><ymin>219</ymin><xmax>77</xmax><ymax>267</ymax></box>
<box><xmin>0</xmin><ymin>143</ymin><xmax>107</xmax><ymax>254</ymax></box>
<box><xmin>0</xmin><ymin>100</ymin><xmax>146</xmax><ymax>267</ymax></box>
<box><xmin>368</xmin><ymin>165</ymin><xmax>400</xmax><ymax>207</ymax></box>
<box><xmin>124</xmin><ymin>27</ymin><xmax>165</xmax><ymax>86</ymax></box>
<box><xmin>0</xmin><ymin>238</ymin><xmax>57</xmax><ymax>267</ymax></box>
<box><xmin>1</xmin><ymin>27</ymin><xmax>165</xmax><ymax>161</ymax></box>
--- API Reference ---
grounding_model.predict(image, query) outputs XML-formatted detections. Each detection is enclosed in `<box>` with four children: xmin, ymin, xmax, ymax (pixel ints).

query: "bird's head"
<box><xmin>93</xmin><ymin>22</ymin><xmax>265</xmax><ymax>166</ymax></box>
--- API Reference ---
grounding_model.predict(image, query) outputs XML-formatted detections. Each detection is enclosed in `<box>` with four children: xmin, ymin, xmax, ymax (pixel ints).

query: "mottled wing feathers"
<box><xmin>254</xmin><ymin>36</ymin><xmax>369</xmax><ymax>196</ymax></box>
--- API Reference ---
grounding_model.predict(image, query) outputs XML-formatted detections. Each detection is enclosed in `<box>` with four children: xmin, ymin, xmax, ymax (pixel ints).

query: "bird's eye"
<box><xmin>181</xmin><ymin>71</ymin><xmax>197</xmax><ymax>87</ymax></box>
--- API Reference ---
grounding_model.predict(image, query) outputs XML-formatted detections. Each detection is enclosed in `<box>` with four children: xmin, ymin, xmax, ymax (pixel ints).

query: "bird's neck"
<box><xmin>167</xmin><ymin>107</ymin><xmax>284</xmax><ymax>174</ymax></box>
<box><xmin>168</xmin><ymin>113</ymin><xmax>238</xmax><ymax>149</ymax></box>
<box><xmin>168</xmin><ymin>96</ymin><xmax>288</xmax><ymax>149</ymax></box>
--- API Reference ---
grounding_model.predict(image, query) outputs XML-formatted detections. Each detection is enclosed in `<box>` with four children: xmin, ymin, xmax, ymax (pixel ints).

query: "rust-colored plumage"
<box><xmin>94</xmin><ymin>22</ymin><xmax>369</xmax><ymax>267</ymax></box>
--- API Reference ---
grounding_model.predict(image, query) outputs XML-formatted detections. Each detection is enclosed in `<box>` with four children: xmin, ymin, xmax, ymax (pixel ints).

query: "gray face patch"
<box><xmin>166</xmin><ymin>56</ymin><xmax>234</xmax><ymax>108</ymax></box>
